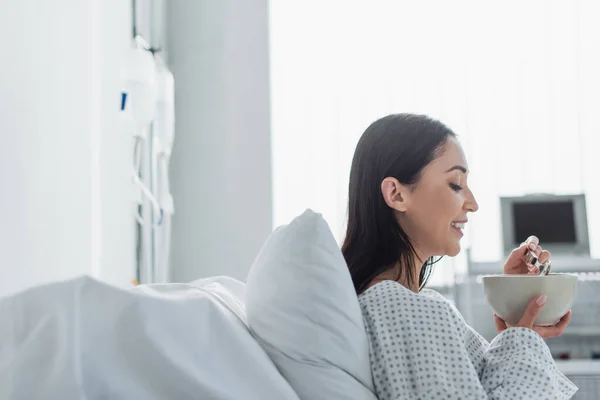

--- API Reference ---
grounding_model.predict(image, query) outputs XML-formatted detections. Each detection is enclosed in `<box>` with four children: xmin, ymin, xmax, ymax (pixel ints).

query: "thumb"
<box><xmin>518</xmin><ymin>295</ymin><xmax>547</xmax><ymax>328</ymax></box>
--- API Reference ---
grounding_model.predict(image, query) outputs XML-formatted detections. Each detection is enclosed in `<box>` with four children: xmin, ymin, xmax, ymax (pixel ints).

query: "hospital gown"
<box><xmin>359</xmin><ymin>280</ymin><xmax>578</xmax><ymax>400</ymax></box>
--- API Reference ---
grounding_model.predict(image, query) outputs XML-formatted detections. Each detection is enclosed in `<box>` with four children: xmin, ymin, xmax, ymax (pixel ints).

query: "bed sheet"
<box><xmin>0</xmin><ymin>275</ymin><xmax>299</xmax><ymax>400</ymax></box>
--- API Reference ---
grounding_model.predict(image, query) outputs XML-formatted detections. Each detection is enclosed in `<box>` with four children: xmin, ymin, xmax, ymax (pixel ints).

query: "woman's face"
<box><xmin>395</xmin><ymin>137</ymin><xmax>479</xmax><ymax>258</ymax></box>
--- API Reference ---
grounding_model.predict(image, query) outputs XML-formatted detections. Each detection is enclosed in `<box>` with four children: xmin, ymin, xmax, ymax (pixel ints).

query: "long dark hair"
<box><xmin>342</xmin><ymin>113</ymin><xmax>456</xmax><ymax>294</ymax></box>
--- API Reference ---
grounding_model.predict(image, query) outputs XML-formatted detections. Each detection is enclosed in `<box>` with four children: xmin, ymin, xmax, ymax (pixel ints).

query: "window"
<box><xmin>270</xmin><ymin>0</ymin><xmax>600</xmax><ymax>287</ymax></box>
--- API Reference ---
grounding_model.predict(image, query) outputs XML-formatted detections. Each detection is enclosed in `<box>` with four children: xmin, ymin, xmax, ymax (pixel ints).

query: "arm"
<box><xmin>482</xmin><ymin>327</ymin><xmax>577</xmax><ymax>399</ymax></box>
<box><xmin>361</xmin><ymin>283</ymin><xmax>577</xmax><ymax>400</ymax></box>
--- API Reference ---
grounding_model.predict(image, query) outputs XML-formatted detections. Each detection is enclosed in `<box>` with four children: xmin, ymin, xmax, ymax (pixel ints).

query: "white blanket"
<box><xmin>0</xmin><ymin>275</ymin><xmax>299</xmax><ymax>400</ymax></box>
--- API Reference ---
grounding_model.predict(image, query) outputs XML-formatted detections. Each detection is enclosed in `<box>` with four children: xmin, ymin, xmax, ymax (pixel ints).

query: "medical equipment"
<box><xmin>152</xmin><ymin>54</ymin><xmax>175</xmax><ymax>283</ymax></box>
<box><xmin>120</xmin><ymin>32</ymin><xmax>175</xmax><ymax>285</ymax></box>
<box><xmin>500</xmin><ymin>194</ymin><xmax>590</xmax><ymax>257</ymax></box>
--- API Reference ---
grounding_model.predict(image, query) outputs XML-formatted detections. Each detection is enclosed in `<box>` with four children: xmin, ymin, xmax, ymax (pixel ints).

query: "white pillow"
<box><xmin>246</xmin><ymin>209</ymin><xmax>377</xmax><ymax>400</ymax></box>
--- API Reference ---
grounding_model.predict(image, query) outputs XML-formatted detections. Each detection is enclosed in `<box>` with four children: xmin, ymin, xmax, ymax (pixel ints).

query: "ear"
<box><xmin>381</xmin><ymin>177</ymin><xmax>410</xmax><ymax>212</ymax></box>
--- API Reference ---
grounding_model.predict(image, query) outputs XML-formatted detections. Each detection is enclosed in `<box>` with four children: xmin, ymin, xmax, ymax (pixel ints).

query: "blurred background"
<box><xmin>2</xmin><ymin>0</ymin><xmax>600</xmax><ymax>395</ymax></box>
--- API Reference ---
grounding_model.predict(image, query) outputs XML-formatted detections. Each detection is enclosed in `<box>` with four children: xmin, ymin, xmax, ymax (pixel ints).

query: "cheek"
<box><xmin>448</xmin><ymin>193</ymin><xmax>465</xmax><ymax>216</ymax></box>
<box><xmin>408</xmin><ymin>188</ymin><xmax>464</xmax><ymax>240</ymax></box>
<box><xmin>435</xmin><ymin>191</ymin><xmax>462</xmax><ymax>219</ymax></box>
<box><xmin>435</xmin><ymin>192</ymin><xmax>464</xmax><ymax>234</ymax></box>
<box><xmin>416</xmin><ymin>192</ymin><xmax>455</xmax><ymax>232</ymax></box>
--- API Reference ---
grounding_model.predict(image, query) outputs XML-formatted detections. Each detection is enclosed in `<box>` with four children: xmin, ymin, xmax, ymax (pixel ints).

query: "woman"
<box><xmin>342</xmin><ymin>114</ymin><xmax>577</xmax><ymax>399</ymax></box>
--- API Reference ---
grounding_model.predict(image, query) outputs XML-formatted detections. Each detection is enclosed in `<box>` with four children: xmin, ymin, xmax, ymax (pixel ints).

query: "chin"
<box><xmin>447</xmin><ymin>243</ymin><xmax>461</xmax><ymax>257</ymax></box>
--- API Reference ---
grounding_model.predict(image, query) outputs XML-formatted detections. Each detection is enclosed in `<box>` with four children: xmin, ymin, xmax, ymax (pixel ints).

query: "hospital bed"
<box><xmin>0</xmin><ymin>211</ymin><xmax>381</xmax><ymax>400</ymax></box>
<box><xmin>0</xmin><ymin>276</ymin><xmax>299</xmax><ymax>400</ymax></box>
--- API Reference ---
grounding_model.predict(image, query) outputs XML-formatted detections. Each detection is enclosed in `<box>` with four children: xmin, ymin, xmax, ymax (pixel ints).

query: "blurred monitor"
<box><xmin>500</xmin><ymin>194</ymin><xmax>590</xmax><ymax>256</ymax></box>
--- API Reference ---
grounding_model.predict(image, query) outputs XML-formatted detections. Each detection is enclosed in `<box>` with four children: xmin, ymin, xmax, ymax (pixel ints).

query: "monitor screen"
<box><xmin>512</xmin><ymin>201</ymin><xmax>577</xmax><ymax>244</ymax></box>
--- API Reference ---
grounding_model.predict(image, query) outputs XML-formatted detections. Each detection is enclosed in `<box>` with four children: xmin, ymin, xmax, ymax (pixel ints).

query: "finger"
<box><xmin>538</xmin><ymin>249</ymin><xmax>551</xmax><ymax>264</ymax></box>
<box><xmin>518</xmin><ymin>295</ymin><xmax>547</xmax><ymax>327</ymax></box>
<box><xmin>527</xmin><ymin>262</ymin><xmax>539</xmax><ymax>274</ymax></box>
<box><xmin>534</xmin><ymin>311</ymin><xmax>571</xmax><ymax>339</ymax></box>
<box><xmin>512</xmin><ymin>242</ymin><xmax>530</xmax><ymax>257</ymax></box>
<box><xmin>494</xmin><ymin>314</ymin><xmax>507</xmax><ymax>332</ymax></box>
<box><xmin>553</xmin><ymin>310</ymin><xmax>572</xmax><ymax>331</ymax></box>
<box><xmin>531</xmin><ymin>244</ymin><xmax>542</xmax><ymax>258</ymax></box>
<box><xmin>525</xmin><ymin>235</ymin><xmax>540</xmax><ymax>250</ymax></box>
<box><xmin>538</xmin><ymin>312</ymin><xmax>571</xmax><ymax>337</ymax></box>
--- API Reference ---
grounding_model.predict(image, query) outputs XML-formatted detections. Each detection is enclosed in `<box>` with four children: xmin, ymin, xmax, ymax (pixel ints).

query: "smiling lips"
<box><xmin>451</xmin><ymin>221</ymin><xmax>466</xmax><ymax>236</ymax></box>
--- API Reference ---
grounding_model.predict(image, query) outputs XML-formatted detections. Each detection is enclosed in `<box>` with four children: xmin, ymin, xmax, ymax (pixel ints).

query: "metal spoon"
<box><xmin>525</xmin><ymin>250</ymin><xmax>552</xmax><ymax>275</ymax></box>
<box><xmin>538</xmin><ymin>260</ymin><xmax>552</xmax><ymax>275</ymax></box>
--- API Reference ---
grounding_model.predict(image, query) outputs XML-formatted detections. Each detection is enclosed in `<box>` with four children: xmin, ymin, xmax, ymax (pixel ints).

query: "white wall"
<box><xmin>0</xmin><ymin>0</ymin><xmax>135</xmax><ymax>296</ymax></box>
<box><xmin>167</xmin><ymin>0</ymin><xmax>272</xmax><ymax>282</ymax></box>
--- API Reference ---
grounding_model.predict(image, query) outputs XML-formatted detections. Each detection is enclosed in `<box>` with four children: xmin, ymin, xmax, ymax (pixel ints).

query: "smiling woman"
<box><xmin>341</xmin><ymin>113</ymin><xmax>577</xmax><ymax>399</ymax></box>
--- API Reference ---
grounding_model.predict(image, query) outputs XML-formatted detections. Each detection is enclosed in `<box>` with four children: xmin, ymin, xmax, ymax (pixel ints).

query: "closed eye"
<box><xmin>450</xmin><ymin>183</ymin><xmax>463</xmax><ymax>192</ymax></box>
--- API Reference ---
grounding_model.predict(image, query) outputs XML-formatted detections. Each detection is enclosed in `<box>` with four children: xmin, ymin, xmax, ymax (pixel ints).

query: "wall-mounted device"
<box><xmin>500</xmin><ymin>194</ymin><xmax>590</xmax><ymax>257</ymax></box>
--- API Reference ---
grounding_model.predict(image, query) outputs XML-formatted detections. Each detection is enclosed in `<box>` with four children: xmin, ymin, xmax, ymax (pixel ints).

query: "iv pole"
<box><xmin>129</xmin><ymin>0</ymin><xmax>174</xmax><ymax>285</ymax></box>
<box><xmin>132</xmin><ymin>0</ymin><xmax>157</xmax><ymax>285</ymax></box>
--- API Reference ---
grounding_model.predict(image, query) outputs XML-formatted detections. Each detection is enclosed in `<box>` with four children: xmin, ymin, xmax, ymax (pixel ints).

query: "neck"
<box><xmin>407</xmin><ymin>248</ymin><xmax>428</xmax><ymax>292</ymax></box>
<box><xmin>370</xmin><ymin>251</ymin><xmax>428</xmax><ymax>293</ymax></box>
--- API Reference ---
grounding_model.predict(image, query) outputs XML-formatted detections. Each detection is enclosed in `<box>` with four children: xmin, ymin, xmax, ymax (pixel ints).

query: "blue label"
<box><xmin>120</xmin><ymin>92</ymin><xmax>128</xmax><ymax>111</ymax></box>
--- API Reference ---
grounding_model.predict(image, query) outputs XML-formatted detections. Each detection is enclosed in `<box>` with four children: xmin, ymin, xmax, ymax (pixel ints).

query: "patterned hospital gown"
<box><xmin>359</xmin><ymin>280</ymin><xmax>578</xmax><ymax>400</ymax></box>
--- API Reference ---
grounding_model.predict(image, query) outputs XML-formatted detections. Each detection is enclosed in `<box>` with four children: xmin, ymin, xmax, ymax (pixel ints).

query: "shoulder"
<box><xmin>419</xmin><ymin>287</ymin><xmax>450</xmax><ymax>302</ymax></box>
<box><xmin>359</xmin><ymin>280</ymin><xmax>450</xmax><ymax>307</ymax></box>
<box><xmin>359</xmin><ymin>281</ymin><xmax>453</xmax><ymax>321</ymax></box>
<box><xmin>359</xmin><ymin>282</ymin><xmax>475</xmax><ymax>364</ymax></box>
<box><xmin>359</xmin><ymin>281</ymin><xmax>470</xmax><ymax>333</ymax></box>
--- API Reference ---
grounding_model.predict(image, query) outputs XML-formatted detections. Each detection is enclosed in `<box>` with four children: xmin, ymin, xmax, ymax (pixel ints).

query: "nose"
<box><xmin>465</xmin><ymin>189</ymin><xmax>479</xmax><ymax>213</ymax></box>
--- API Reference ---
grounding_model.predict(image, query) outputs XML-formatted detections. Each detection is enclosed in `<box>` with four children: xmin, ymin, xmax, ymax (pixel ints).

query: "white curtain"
<box><xmin>270</xmin><ymin>0</ymin><xmax>600</xmax><ymax>286</ymax></box>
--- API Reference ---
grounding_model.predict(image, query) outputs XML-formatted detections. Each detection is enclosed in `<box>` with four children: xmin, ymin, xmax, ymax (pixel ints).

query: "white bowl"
<box><xmin>482</xmin><ymin>273</ymin><xmax>578</xmax><ymax>326</ymax></box>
